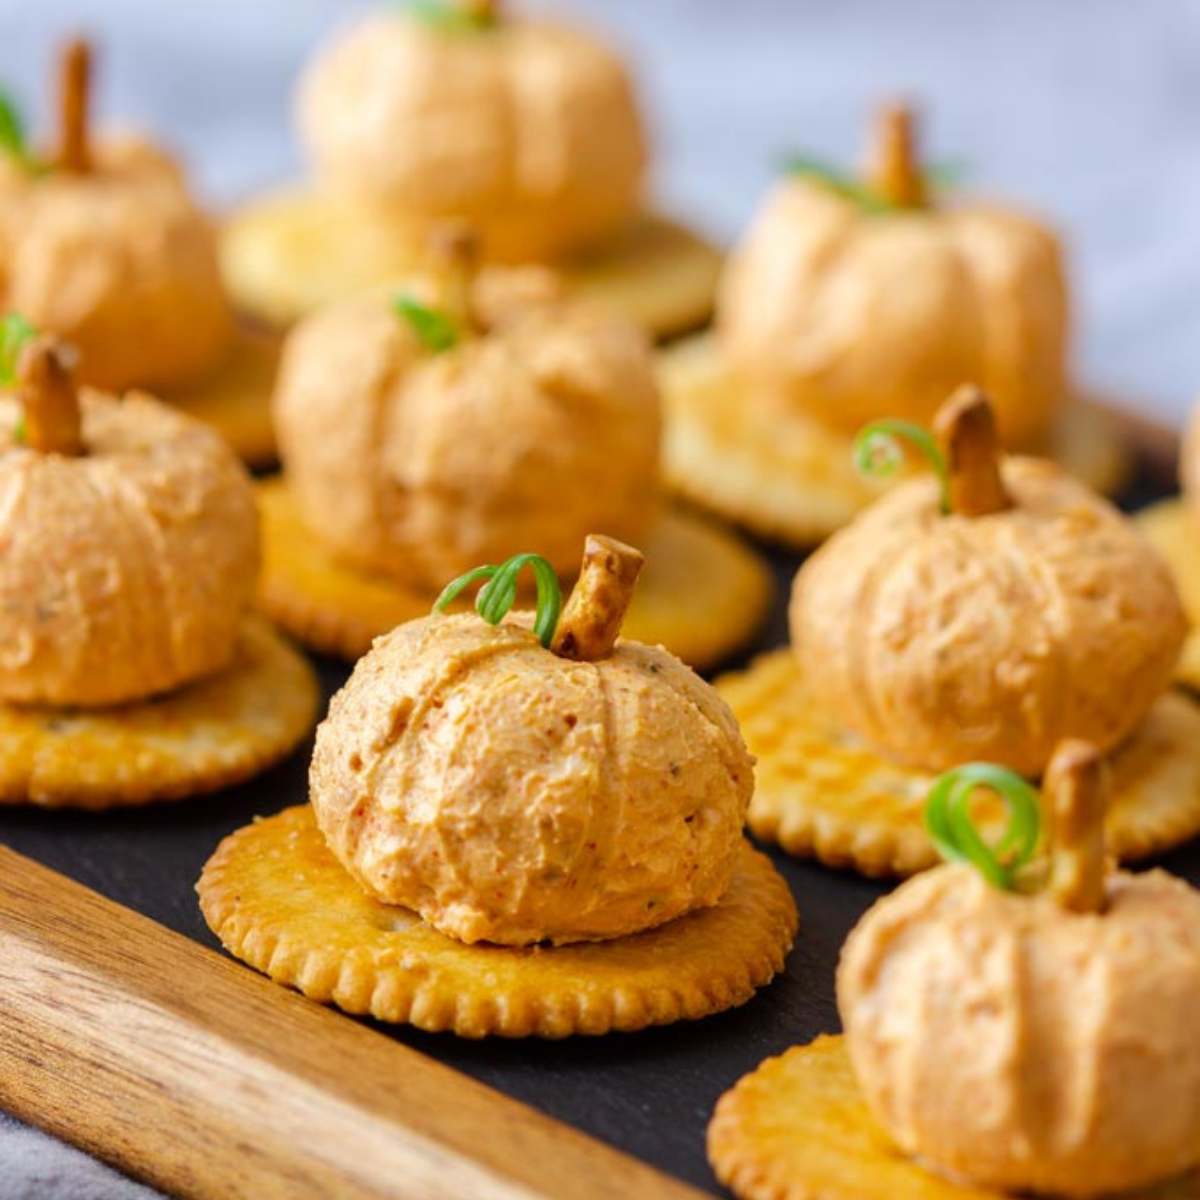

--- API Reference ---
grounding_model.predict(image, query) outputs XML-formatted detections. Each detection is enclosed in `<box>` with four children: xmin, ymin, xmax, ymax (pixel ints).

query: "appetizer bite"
<box><xmin>719</xmin><ymin>387</ymin><xmax>1200</xmax><ymax>875</ymax></box>
<box><xmin>221</xmin><ymin>0</ymin><xmax>721</xmax><ymax>339</ymax></box>
<box><xmin>709</xmin><ymin>743</ymin><xmax>1200</xmax><ymax>1198</ymax></box>
<box><xmin>661</xmin><ymin>102</ymin><xmax>1125</xmax><ymax>545</ymax></box>
<box><xmin>0</xmin><ymin>40</ymin><xmax>278</xmax><ymax>463</ymax></box>
<box><xmin>199</xmin><ymin>538</ymin><xmax>797</xmax><ymax>1037</ymax></box>
<box><xmin>1137</xmin><ymin>399</ymin><xmax>1200</xmax><ymax>689</ymax></box>
<box><xmin>258</xmin><ymin>228</ymin><xmax>770</xmax><ymax>668</ymax></box>
<box><xmin>0</xmin><ymin>322</ymin><xmax>318</xmax><ymax>807</ymax></box>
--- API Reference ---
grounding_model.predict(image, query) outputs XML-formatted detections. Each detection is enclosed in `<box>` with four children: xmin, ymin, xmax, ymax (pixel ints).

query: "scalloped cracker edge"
<box><xmin>198</xmin><ymin>805</ymin><xmax>798</xmax><ymax>1039</ymax></box>
<box><xmin>221</xmin><ymin>188</ymin><xmax>721</xmax><ymax>340</ymax></box>
<box><xmin>256</xmin><ymin>478</ymin><xmax>772</xmax><ymax>670</ymax></box>
<box><xmin>660</xmin><ymin>335</ymin><xmax>1131</xmax><ymax>547</ymax></box>
<box><xmin>1137</xmin><ymin>499</ymin><xmax>1200</xmax><ymax>691</ymax></box>
<box><xmin>0</xmin><ymin>617</ymin><xmax>319</xmax><ymax>809</ymax></box>
<box><xmin>706</xmin><ymin>1035</ymin><xmax>1197</xmax><ymax>1200</ymax></box>
<box><xmin>717</xmin><ymin>650</ymin><xmax>1200</xmax><ymax>877</ymax></box>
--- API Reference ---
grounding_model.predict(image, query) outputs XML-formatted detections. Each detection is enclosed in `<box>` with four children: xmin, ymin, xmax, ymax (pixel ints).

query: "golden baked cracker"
<box><xmin>198</xmin><ymin>805</ymin><xmax>798</xmax><ymax>1039</ymax></box>
<box><xmin>707</xmin><ymin>1035</ymin><xmax>1197</xmax><ymax>1200</ymax></box>
<box><xmin>1138</xmin><ymin>499</ymin><xmax>1200</xmax><ymax>621</ymax></box>
<box><xmin>559</xmin><ymin>215</ymin><xmax>722</xmax><ymax>341</ymax></box>
<box><xmin>718</xmin><ymin>650</ymin><xmax>1200</xmax><ymax>877</ymax></box>
<box><xmin>661</xmin><ymin>335</ymin><xmax>1131</xmax><ymax>548</ymax></box>
<box><xmin>221</xmin><ymin>186</ymin><xmax>720</xmax><ymax>339</ymax></box>
<box><xmin>256</xmin><ymin>478</ymin><xmax>772</xmax><ymax>670</ymax></box>
<box><xmin>1137</xmin><ymin>499</ymin><xmax>1200</xmax><ymax>690</ymax></box>
<box><xmin>0</xmin><ymin>618</ymin><xmax>318</xmax><ymax>810</ymax></box>
<box><xmin>164</xmin><ymin>326</ymin><xmax>280</xmax><ymax>467</ymax></box>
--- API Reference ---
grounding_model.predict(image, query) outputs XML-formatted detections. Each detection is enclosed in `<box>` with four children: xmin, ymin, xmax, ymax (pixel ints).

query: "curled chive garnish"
<box><xmin>0</xmin><ymin>90</ymin><xmax>45</xmax><ymax>176</ymax></box>
<box><xmin>853</xmin><ymin>419</ymin><xmax>950</xmax><ymax>515</ymax></box>
<box><xmin>393</xmin><ymin>294</ymin><xmax>459</xmax><ymax>354</ymax></box>
<box><xmin>924</xmin><ymin>763</ymin><xmax>1041</xmax><ymax>890</ymax></box>
<box><xmin>0</xmin><ymin>91</ymin><xmax>27</xmax><ymax>162</ymax></box>
<box><xmin>780</xmin><ymin>154</ymin><xmax>896</xmax><ymax>214</ymax></box>
<box><xmin>0</xmin><ymin>91</ymin><xmax>29</xmax><ymax>169</ymax></box>
<box><xmin>926</xmin><ymin>158</ymin><xmax>969</xmax><ymax>189</ymax></box>
<box><xmin>0</xmin><ymin>313</ymin><xmax>35</xmax><ymax>387</ymax></box>
<box><xmin>434</xmin><ymin>564</ymin><xmax>498</xmax><ymax>610</ymax></box>
<box><xmin>403</xmin><ymin>0</ymin><xmax>496</xmax><ymax>32</ymax></box>
<box><xmin>780</xmin><ymin>153</ymin><xmax>964</xmax><ymax>212</ymax></box>
<box><xmin>434</xmin><ymin>552</ymin><xmax>562</xmax><ymax>648</ymax></box>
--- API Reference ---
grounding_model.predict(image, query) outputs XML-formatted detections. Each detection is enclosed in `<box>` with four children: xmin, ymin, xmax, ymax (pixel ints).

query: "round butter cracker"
<box><xmin>560</xmin><ymin>214</ymin><xmax>722</xmax><ymax>342</ymax></box>
<box><xmin>707</xmin><ymin>1035</ymin><xmax>1197</xmax><ymax>1200</ymax></box>
<box><xmin>661</xmin><ymin>335</ymin><xmax>1130</xmax><ymax>547</ymax></box>
<box><xmin>163</xmin><ymin>325</ymin><xmax>280</xmax><ymax>467</ymax></box>
<box><xmin>198</xmin><ymin>804</ymin><xmax>798</xmax><ymax>1039</ymax></box>
<box><xmin>0</xmin><ymin>617</ymin><xmax>318</xmax><ymax>809</ymax></box>
<box><xmin>221</xmin><ymin>186</ymin><xmax>720</xmax><ymax>341</ymax></box>
<box><xmin>717</xmin><ymin>650</ymin><xmax>1200</xmax><ymax>877</ymax></box>
<box><xmin>1137</xmin><ymin>498</ymin><xmax>1200</xmax><ymax>692</ymax></box>
<box><xmin>256</xmin><ymin>477</ymin><xmax>772</xmax><ymax>670</ymax></box>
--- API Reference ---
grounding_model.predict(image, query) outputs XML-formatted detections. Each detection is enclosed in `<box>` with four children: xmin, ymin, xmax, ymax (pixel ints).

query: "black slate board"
<box><xmin>1</xmin><ymin>454</ymin><xmax>1194</xmax><ymax>1198</ymax></box>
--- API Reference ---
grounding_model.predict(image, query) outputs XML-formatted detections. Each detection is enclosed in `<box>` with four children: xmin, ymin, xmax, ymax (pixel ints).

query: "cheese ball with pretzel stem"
<box><xmin>718</xmin><ymin>104</ymin><xmax>1068</xmax><ymax>446</ymax></box>
<box><xmin>0</xmin><ymin>40</ymin><xmax>233</xmax><ymax>391</ymax></box>
<box><xmin>789</xmin><ymin>386</ymin><xmax>1185</xmax><ymax>776</ymax></box>
<box><xmin>0</xmin><ymin>331</ymin><xmax>258</xmax><ymax>707</ymax></box>
<box><xmin>297</xmin><ymin>1</ymin><xmax>646</xmax><ymax>263</ymax></box>
<box><xmin>309</xmin><ymin>537</ymin><xmax>754</xmax><ymax>946</ymax></box>
<box><xmin>273</xmin><ymin>229</ymin><xmax>661</xmax><ymax>592</ymax></box>
<box><xmin>840</xmin><ymin>742</ymin><xmax>1200</xmax><ymax>1196</ymax></box>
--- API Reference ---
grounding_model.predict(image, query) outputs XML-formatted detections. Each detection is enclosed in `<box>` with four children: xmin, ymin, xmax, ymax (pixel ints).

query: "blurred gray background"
<box><xmin>0</xmin><ymin>1</ymin><xmax>1197</xmax><ymax>1196</ymax></box>
<box><xmin>0</xmin><ymin>0</ymin><xmax>1198</xmax><ymax>424</ymax></box>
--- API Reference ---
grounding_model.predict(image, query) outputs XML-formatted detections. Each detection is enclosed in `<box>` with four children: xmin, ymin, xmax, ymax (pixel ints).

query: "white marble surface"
<box><xmin>1</xmin><ymin>1</ymin><xmax>1198</xmax><ymax>1196</ymax></box>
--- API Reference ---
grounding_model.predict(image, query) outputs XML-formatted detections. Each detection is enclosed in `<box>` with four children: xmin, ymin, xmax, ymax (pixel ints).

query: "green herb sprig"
<box><xmin>781</xmin><ymin>155</ymin><xmax>896</xmax><ymax>214</ymax></box>
<box><xmin>780</xmin><ymin>154</ymin><xmax>967</xmax><ymax>214</ymax></box>
<box><xmin>434</xmin><ymin>552</ymin><xmax>562</xmax><ymax>648</ymax></box>
<box><xmin>853</xmin><ymin>419</ymin><xmax>950</xmax><ymax>514</ymax></box>
<box><xmin>1</xmin><ymin>313</ymin><xmax>36</xmax><ymax>443</ymax></box>
<box><xmin>393</xmin><ymin>294</ymin><xmax>459</xmax><ymax>354</ymax></box>
<box><xmin>403</xmin><ymin>0</ymin><xmax>497</xmax><ymax>33</ymax></box>
<box><xmin>925</xmin><ymin>158</ymin><xmax>969</xmax><ymax>189</ymax></box>
<box><xmin>0</xmin><ymin>90</ymin><xmax>44</xmax><ymax>175</ymax></box>
<box><xmin>924</xmin><ymin>763</ymin><xmax>1041</xmax><ymax>890</ymax></box>
<box><xmin>0</xmin><ymin>313</ymin><xmax>36</xmax><ymax>387</ymax></box>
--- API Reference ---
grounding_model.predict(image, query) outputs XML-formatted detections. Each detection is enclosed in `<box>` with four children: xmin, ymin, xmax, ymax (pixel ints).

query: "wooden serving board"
<box><xmin>0</xmin><ymin>406</ymin><xmax>1190</xmax><ymax>1199</ymax></box>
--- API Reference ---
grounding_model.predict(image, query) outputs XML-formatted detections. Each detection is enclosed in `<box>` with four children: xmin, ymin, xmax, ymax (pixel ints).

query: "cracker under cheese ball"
<box><xmin>790</xmin><ymin>387</ymin><xmax>1185</xmax><ymax>777</ymax></box>
<box><xmin>839</xmin><ymin>742</ymin><xmax>1200</xmax><ymax>1196</ymax></box>
<box><xmin>297</xmin><ymin>1</ymin><xmax>646</xmax><ymax>264</ymax></box>
<box><xmin>0</xmin><ymin>333</ymin><xmax>258</xmax><ymax>707</ymax></box>
<box><xmin>0</xmin><ymin>41</ymin><xmax>233</xmax><ymax>392</ymax></box>
<box><xmin>718</xmin><ymin>104</ymin><xmax>1068</xmax><ymax>447</ymax></box>
<box><xmin>310</xmin><ymin>536</ymin><xmax>754</xmax><ymax>946</ymax></box>
<box><xmin>273</xmin><ymin>231</ymin><xmax>660</xmax><ymax>592</ymax></box>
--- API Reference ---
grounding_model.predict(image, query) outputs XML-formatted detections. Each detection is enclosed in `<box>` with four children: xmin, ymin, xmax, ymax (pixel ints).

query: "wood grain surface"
<box><xmin>0</xmin><ymin>846</ymin><xmax>705</xmax><ymax>1200</ymax></box>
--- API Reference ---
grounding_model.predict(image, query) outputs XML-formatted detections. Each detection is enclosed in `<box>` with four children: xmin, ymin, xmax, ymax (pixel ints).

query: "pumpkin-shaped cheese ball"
<box><xmin>718</xmin><ymin>104</ymin><xmax>1068</xmax><ymax>447</ymax></box>
<box><xmin>839</xmin><ymin>744</ymin><xmax>1200</xmax><ymax>1196</ymax></box>
<box><xmin>296</xmin><ymin>1</ymin><xmax>646</xmax><ymax>263</ymax></box>
<box><xmin>0</xmin><ymin>41</ymin><xmax>233</xmax><ymax>391</ymax></box>
<box><xmin>791</xmin><ymin>387</ymin><xmax>1185</xmax><ymax>776</ymax></box>
<box><xmin>274</xmin><ymin>233</ymin><xmax>660</xmax><ymax>592</ymax></box>
<box><xmin>0</xmin><ymin>332</ymin><xmax>259</xmax><ymax>707</ymax></box>
<box><xmin>310</xmin><ymin>537</ymin><xmax>754</xmax><ymax>946</ymax></box>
